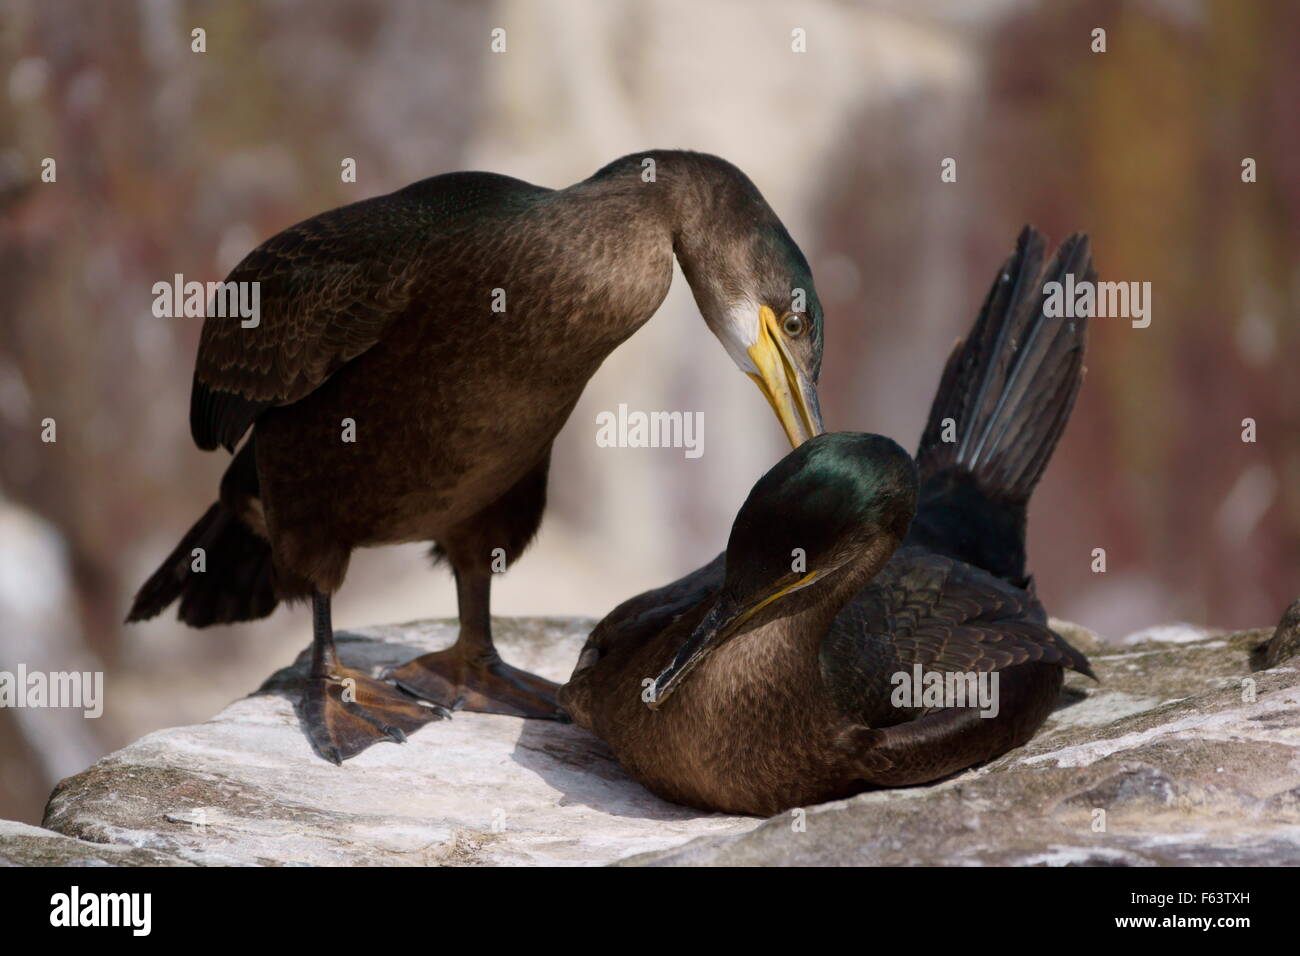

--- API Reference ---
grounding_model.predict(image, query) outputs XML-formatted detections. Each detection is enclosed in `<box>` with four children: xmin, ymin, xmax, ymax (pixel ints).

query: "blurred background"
<box><xmin>1</xmin><ymin>0</ymin><xmax>1296</xmax><ymax>823</ymax></box>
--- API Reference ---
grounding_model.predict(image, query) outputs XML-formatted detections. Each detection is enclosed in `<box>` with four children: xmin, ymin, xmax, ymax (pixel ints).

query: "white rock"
<box><xmin>37</xmin><ymin>618</ymin><xmax>759</xmax><ymax>866</ymax></box>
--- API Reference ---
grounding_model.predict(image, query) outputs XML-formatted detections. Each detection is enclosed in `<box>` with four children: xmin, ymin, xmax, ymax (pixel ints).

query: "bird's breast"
<box><xmin>585</xmin><ymin>622</ymin><xmax>850</xmax><ymax>814</ymax></box>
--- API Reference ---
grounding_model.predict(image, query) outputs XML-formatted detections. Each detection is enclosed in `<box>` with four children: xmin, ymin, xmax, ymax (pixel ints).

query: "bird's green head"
<box><xmin>649</xmin><ymin>433</ymin><xmax>918</xmax><ymax>707</ymax></box>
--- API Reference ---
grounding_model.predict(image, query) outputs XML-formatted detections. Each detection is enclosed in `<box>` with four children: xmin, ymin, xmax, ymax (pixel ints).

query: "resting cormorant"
<box><xmin>127</xmin><ymin>151</ymin><xmax>825</xmax><ymax>763</ymax></box>
<box><xmin>560</xmin><ymin>228</ymin><xmax>1096</xmax><ymax>815</ymax></box>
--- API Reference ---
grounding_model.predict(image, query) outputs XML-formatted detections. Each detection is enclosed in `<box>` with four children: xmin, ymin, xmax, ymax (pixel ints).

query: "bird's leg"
<box><xmin>300</xmin><ymin>590</ymin><xmax>448</xmax><ymax>764</ymax></box>
<box><xmin>387</xmin><ymin>566</ymin><xmax>567</xmax><ymax>720</ymax></box>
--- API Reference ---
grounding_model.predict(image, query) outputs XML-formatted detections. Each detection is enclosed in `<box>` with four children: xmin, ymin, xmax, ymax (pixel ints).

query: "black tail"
<box><xmin>907</xmin><ymin>227</ymin><xmax>1093</xmax><ymax>587</ymax></box>
<box><xmin>125</xmin><ymin>440</ymin><xmax>279</xmax><ymax>627</ymax></box>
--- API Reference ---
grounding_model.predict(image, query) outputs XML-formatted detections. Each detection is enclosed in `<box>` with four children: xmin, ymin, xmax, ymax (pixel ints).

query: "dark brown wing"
<box><xmin>190</xmin><ymin>171</ymin><xmax>547</xmax><ymax>450</ymax></box>
<box><xmin>821</xmin><ymin>545</ymin><xmax>1093</xmax><ymax>728</ymax></box>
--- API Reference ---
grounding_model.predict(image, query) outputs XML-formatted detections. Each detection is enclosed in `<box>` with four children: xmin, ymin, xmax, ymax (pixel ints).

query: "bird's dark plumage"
<box><xmin>561</xmin><ymin>227</ymin><xmax>1095</xmax><ymax>815</ymax></box>
<box><xmin>822</xmin><ymin>549</ymin><xmax>1094</xmax><ymax>731</ymax></box>
<box><xmin>909</xmin><ymin>226</ymin><xmax>1094</xmax><ymax>585</ymax></box>
<box><xmin>190</xmin><ymin>172</ymin><xmax>545</xmax><ymax>452</ymax></box>
<box><xmin>127</xmin><ymin>151</ymin><xmax>825</xmax><ymax>763</ymax></box>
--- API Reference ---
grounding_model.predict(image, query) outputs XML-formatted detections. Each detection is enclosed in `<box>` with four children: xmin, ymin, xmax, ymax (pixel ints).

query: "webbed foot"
<box><xmin>387</xmin><ymin>649</ymin><xmax>568</xmax><ymax>721</ymax></box>
<box><xmin>301</xmin><ymin>666</ymin><xmax>449</xmax><ymax>764</ymax></box>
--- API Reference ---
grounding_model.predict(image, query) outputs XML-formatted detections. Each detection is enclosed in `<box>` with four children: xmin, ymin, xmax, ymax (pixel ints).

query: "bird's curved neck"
<box><xmin>732</xmin><ymin>534</ymin><xmax>903</xmax><ymax>658</ymax></box>
<box><xmin>686</xmin><ymin>540</ymin><xmax>900</xmax><ymax>717</ymax></box>
<box><xmin>577</xmin><ymin>150</ymin><xmax>752</xmax><ymax>256</ymax></box>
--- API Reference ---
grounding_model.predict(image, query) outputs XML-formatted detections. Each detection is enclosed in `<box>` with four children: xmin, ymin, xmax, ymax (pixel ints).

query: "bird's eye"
<box><xmin>782</xmin><ymin>313</ymin><xmax>807</xmax><ymax>337</ymax></box>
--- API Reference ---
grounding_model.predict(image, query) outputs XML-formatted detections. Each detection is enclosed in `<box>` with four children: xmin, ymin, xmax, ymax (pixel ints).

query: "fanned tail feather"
<box><xmin>908</xmin><ymin>226</ymin><xmax>1093</xmax><ymax>585</ymax></box>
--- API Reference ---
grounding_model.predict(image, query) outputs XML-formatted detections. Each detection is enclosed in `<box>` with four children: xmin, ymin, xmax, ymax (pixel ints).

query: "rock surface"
<box><xmin>5</xmin><ymin>615</ymin><xmax>1299</xmax><ymax>866</ymax></box>
<box><xmin>0</xmin><ymin>819</ymin><xmax>189</xmax><ymax>866</ymax></box>
<box><xmin>32</xmin><ymin>619</ymin><xmax>759</xmax><ymax>867</ymax></box>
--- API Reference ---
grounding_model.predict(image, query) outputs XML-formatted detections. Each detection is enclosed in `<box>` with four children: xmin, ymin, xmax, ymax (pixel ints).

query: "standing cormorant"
<box><xmin>560</xmin><ymin>228</ymin><xmax>1096</xmax><ymax>815</ymax></box>
<box><xmin>127</xmin><ymin>151</ymin><xmax>825</xmax><ymax>763</ymax></box>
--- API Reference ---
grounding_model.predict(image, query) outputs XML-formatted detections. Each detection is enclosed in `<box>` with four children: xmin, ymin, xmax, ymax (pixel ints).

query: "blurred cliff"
<box><xmin>0</xmin><ymin>0</ymin><xmax>1296</xmax><ymax>823</ymax></box>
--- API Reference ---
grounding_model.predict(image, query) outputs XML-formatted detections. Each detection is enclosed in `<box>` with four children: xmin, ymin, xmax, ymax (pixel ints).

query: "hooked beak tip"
<box><xmin>644</xmin><ymin>675</ymin><xmax>671</xmax><ymax>710</ymax></box>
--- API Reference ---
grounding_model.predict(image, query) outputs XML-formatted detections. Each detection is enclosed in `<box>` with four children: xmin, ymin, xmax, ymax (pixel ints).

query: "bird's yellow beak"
<box><xmin>747</xmin><ymin>306</ymin><xmax>824</xmax><ymax>448</ymax></box>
